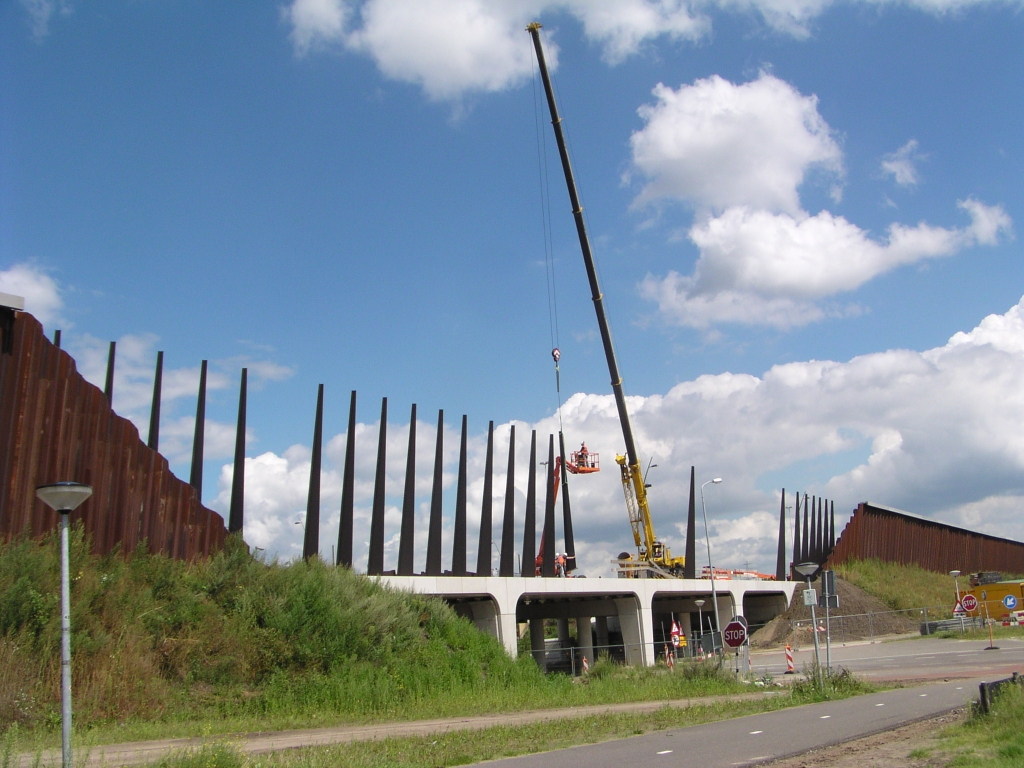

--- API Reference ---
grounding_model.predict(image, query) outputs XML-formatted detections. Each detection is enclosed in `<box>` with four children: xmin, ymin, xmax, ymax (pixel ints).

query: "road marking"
<box><xmin>956</xmin><ymin>687</ymin><xmax>963</xmax><ymax>690</ymax></box>
<box><xmin>820</xmin><ymin>715</ymin><xmax>831</xmax><ymax>719</ymax></box>
<box><xmin>875</xmin><ymin>703</ymin><xmax>885</xmax><ymax>707</ymax></box>
<box><xmin>920</xmin><ymin>694</ymin><xmax>928</xmax><ymax>697</ymax></box>
<box><xmin>657</xmin><ymin>750</ymin><xmax>672</xmax><ymax>755</ymax></box>
<box><xmin>750</xmin><ymin>730</ymin><xmax>763</xmax><ymax>735</ymax></box>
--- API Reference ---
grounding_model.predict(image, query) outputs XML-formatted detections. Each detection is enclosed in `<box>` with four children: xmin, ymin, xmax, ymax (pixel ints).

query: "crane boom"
<box><xmin>527</xmin><ymin>23</ymin><xmax>682</xmax><ymax>575</ymax></box>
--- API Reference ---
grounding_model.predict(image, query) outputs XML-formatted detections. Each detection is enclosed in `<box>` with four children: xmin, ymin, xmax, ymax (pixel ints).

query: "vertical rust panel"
<box><xmin>0</xmin><ymin>312</ymin><xmax>226</xmax><ymax>559</ymax></box>
<box><xmin>826</xmin><ymin>502</ymin><xmax>1024</xmax><ymax>574</ymax></box>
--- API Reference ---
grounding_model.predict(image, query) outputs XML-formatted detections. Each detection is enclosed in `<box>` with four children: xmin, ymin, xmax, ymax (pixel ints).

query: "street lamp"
<box><xmin>794</xmin><ymin>561</ymin><xmax>822</xmax><ymax>674</ymax></box>
<box><xmin>36</xmin><ymin>482</ymin><xmax>93</xmax><ymax>768</ymax></box>
<box><xmin>694</xmin><ymin>599</ymin><xmax>705</xmax><ymax>638</ymax></box>
<box><xmin>950</xmin><ymin>570</ymin><xmax>964</xmax><ymax>633</ymax></box>
<box><xmin>700</xmin><ymin>478</ymin><xmax>723</xmax><ymax>659</ymax></box>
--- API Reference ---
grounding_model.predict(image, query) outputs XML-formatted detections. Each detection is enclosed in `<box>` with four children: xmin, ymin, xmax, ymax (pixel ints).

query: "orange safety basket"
<box><xmin>568</xmin><ymin>450</ymin><xmax>600</xmax><ymax>474</ymax></box>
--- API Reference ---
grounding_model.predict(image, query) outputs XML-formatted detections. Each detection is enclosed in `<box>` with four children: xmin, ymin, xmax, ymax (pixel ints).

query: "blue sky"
<box><xmin>2</xmin><ymin>0</ymin><xmax>1022</xmax><ymax>574</ymax></box>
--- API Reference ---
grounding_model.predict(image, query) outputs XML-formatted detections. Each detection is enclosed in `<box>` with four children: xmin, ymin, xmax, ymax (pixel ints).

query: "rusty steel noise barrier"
<box><xmin>0</xmin><ymin>312</ymin><xmax>226</xmax><ymax>559</ymax></box>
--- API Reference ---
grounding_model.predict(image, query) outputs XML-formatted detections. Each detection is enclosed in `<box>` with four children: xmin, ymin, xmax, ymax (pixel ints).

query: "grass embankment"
<box><xmin>834</xmin><ymin>559</ymin><xmax>961</xmax><ymax>617</ymax></box>
<box><xmin>911</xmin><ymin>682</ymin><xmax>1024</xmax><ymax>766</ymax></box>
<box><xmin>14</xmin><ymin>673</ymin><xmax>872</xmax><ymax>768</ymax></box>
<box><xmin>1</xmin><ymin>530</ymin><xmax>747</xmax><ymax>750</ymax></box>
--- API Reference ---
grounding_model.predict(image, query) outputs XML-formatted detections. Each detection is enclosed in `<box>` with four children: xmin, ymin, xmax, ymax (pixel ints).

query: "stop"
<box><xmin>723</xmin><ymin>620</ymin><xmax>747</xmax><ymax>648</ymax></box>
<box><xmin>961</xmin><ymin>594</ymin><xmax>979</xmax><ymax>612</ymax></box>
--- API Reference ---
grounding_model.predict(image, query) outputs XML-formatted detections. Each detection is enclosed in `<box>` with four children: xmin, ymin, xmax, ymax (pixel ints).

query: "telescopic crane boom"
<box><xmin>527</xmin><ymin>23</ymin><xmax>684</xmax><ymax>576</ymax></box>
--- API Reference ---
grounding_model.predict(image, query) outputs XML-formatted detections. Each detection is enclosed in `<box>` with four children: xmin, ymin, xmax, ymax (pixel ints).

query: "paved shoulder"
<box><xmin>472</xmin><ymin>679</ymin><xmax>979</xmax><ymax>768</ymax></box>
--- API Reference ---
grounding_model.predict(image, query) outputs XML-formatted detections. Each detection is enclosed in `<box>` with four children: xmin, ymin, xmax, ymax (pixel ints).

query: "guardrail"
<box><xmin>788</xmin><ymin>605</ymin><xmax>1015</xmax><ymax>641</ymax></box>
<box><xmin>978</xmin><ymin>671</ymin><xmax>1022</xmax><ymax>714</ymax></box>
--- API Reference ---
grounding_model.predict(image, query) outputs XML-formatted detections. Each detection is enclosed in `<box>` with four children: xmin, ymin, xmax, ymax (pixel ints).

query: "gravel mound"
<box><xmin>750</xmin><ymin>577</ymin><xmax>918</xmax><ymax>648</ymax></box>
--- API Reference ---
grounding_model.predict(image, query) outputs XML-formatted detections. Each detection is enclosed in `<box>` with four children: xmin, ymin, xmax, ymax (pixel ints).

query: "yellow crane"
<box><xmin>527</xmin><ymin>23</ymin><xmax>685</xmax><ymax>578</ymax></box>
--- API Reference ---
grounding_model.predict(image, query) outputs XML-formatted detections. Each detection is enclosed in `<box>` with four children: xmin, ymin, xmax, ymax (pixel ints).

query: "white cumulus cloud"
<box><xmin>629</xmin><ymin>73</ymin><xmax>843</xmax><ymax>214</ymax></box>
<box><xmin>0</xmin><ymin>263</ymin><xmax>66</xmax><ymax>328</ymax></box>
<box><xmin>881</xmin><ymin>139</ymin><xmax>924</xmax><ymax>187</ymax></box>
<box><xmin>212</xmin><ymin>296</ymin><xmax>1024</xmax><ymax>575</ymax></box>
<box><xmin>642</xmin><ymin>199</ymin><xmax>1012</xmax><ymax>328</ymax></box>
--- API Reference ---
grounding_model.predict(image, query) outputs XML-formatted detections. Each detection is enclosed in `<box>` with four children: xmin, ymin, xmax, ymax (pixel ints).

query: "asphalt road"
<box><xmin>472</xmin><ymin>678</ymin><xmax>982</xmax><ymax>768</ymax></box>
<box><xmin>751</xmin><ymin>635</ymin><xmax>1024</xmax><ymax>681</ymax></box>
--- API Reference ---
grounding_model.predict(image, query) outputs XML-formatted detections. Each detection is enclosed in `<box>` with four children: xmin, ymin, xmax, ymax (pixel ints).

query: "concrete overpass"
<box><xmin>379</xmin><ymin>575</ymin><xmax>797</xmax><ymax>667</ymax></box>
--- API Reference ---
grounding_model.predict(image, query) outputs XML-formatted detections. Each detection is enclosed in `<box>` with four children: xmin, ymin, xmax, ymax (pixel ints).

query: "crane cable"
<box><xmin>531</xmin><ymin>52</ymin><xmax>565</xmax><ymax>437</ymax></box>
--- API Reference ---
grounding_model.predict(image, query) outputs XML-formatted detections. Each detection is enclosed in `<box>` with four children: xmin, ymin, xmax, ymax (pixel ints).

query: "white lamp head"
<box><xmin>36</xmin><ymin>482</ymin><xmax>93</xmax><ymax>513</ymax></box>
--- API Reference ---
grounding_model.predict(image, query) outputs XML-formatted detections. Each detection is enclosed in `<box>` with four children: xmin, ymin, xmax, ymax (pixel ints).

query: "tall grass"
<box><xmin>833</xmin><ymin>559</ymin><xmax>960</xmax><ymax>615</ymax></box>
<box><xmin>1</xmin><ymin>530</ymin><xmax>745</xmax><ymax>744</ymax></box>
<box><xmin>934</xmin><ymin>682</ymin><xmax>1024</xmax><ymax>766</ymax></box>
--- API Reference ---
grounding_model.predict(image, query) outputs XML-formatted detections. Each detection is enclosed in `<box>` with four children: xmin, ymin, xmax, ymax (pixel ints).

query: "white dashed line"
<box><xmin>920</xmin><ymin>694</ymin><xmax>928</xmax><ymax>697</ymax></box>
<box><xmin>750</xmin><ymin>730</ymin><xmax>763</xmax><ymax>735</ymax></box>
<box><xmin>657</xmin><ymin>750</ymin><xmax>673</xmax><ymax>755</ymax></box>
<box><xmin>875</xmin><ymin>703</ymin><xmax>885</xmax><ymax>707</ymax></box>
<box><xmin>956</xmin><ymin>687</ymin><xmax>963</xmax><ymax>690</ymax></box>
<box><xmin>820</xmin><ymin>715</ymin><xmax>831</xmax><ymax>719</ymax></box>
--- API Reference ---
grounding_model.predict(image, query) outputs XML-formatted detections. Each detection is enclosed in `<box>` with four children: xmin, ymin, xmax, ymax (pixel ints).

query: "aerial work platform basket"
<box><xmin>568</xmin><ymin>448</ymin><xmax>599</xmax><ymax>474</ymax></box>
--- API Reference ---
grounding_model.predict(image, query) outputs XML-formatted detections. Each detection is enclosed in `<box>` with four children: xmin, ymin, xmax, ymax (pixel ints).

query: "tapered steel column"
<box><xmin>499</xmin><ymin>425</ymin><xmax>516</xmax><ymax>577</ymax></box>
<box><xmin>542</xmin><ymin>434</ymin><xmax>556</xmax><ymax>577</ymax></box>
<box><xmin>476</xmin><ymin>421</ymin><xmax>495</xmax><ymax>577</ymax></box>
<box><xmin>451</xmin><ymin>415</ymin><xmax>468</xmax><ymax>576</ymax></box>
<box><xmin>817</xmin><ymin>498</ymin><xmax>824</xmax><ymax>562</ymax></box>
<box><xmin>792</xmin><ymin>492</ymin><xmax>801</xmax><ymax>578</ymax></box>
<box><xmin>368</xmin><ymin>397</ymin><xmax>388</xmax><ymax>575</ymax></box>
<box><xmin>337</xmin><ymin>391</ymin><xmax>356</xmax><ymax>567</ymax></box>
<box><xmin>398</xmin><ymin>404</ymin><xmax>417</xmax><ymax>576</ymax></box>
<box><xmin>558</xmin><ymin>432</ymin><xmax>576</xmax><ymax>572</ymax></box>
<box><xmin>425</xmin><ymin>410</ymin><xmax>444</xmax><ymax>576</ymax></box>
<box><xmin>801</xmin><ymin>494</ymin><xmax>810</xmax><ymax>563</ymax></box>
<box><xmin>684</xmin><ymin>466</ymin><xmax>697</xmax><ymax>578</ymax></box>
<box><xmin>104</xmin><ymin>341</ymin><xmax>116</xmax><ymax>404</ymax></box>
<box><xmin>228</xmin><ymin>368</ymin><xmax>247</xmax><ymax>534</ymax></box>
<box><xmin>829</xmin><ymin>501</ymin><xmax>835</xmax><ymax>552</ymax></box>
<box><xmin>148</xmin><ymin>351</ymin><xmax>163</xmax><ymax>451</ymax></box>
<box><xmin>809</xmin><ymin>496</ymin><xmax>818</xmax><ymax>563</ymax></box>
<box><xmin>53</xmin><ymin>329</ymin><xmax>61</xmax><ymax>348</ymax></box>
<box><xmin>522</xmin><ymin>430</ymin><xmax>537</xmax><ymax>576</ymax></box>
<box><xmin>303</xmin><ymin>384</ymin><xmax>324</xmax><ymax>561</ymax></box>
<box><xmin>776</xmin><ymin>488</ymin><xmax>787</xmax><ymax>581</ymax></box>
<box><xmin>189</xmin><ymin>360</ymin><xmax>207</xmax><ymax>500</ymax></box>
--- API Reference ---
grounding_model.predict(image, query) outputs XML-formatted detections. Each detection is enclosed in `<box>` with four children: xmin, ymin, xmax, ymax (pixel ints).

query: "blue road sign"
<box><xmin>1003</xmin><ymin>594</ymin><xmax>1018</xmax><ymax>610</ymax></box>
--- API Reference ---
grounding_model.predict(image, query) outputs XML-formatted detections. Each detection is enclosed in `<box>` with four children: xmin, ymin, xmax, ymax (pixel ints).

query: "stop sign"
<box><xmin>961</xmin><ymin>594</ymin><xmax>979</xmax><ymax>612</ymax></box>
<box><xmin>723</xmin><ymin>620</ymin><xmax>747</xmax><ymax>648</ymax></box>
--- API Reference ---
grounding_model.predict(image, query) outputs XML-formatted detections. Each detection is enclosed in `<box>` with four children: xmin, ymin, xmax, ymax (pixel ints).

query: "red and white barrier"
<box><xmin>784</xmin><ymin>643</ymin><xmax>795</xmax><ymax>674</ymax></box>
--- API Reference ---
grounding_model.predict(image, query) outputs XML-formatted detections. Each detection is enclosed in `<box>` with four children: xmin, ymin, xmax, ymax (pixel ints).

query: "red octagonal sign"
<box><xmin>961</xmin><ymin>594</ymin><xmax>978</xmax><ymax>612</ymax></box>
<box><xmin>723</xmin><ymin>620</ymin><xmax>747</xmax><ymax>648</ymax></box>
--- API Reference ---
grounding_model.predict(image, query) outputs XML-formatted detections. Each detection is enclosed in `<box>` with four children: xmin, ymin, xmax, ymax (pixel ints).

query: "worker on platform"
<box><xmin>578</xmin><ymin>442</ymin><xmax>589</xmax><ymax>468</ymax></box>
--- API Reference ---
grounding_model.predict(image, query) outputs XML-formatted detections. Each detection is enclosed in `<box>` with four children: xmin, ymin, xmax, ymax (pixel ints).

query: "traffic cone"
<box><xmin>582</xmin><ymin>655</ymin><xmax>589</xmax><ymax>674</ymax></box>
<box><xmin>784</xmin><ymin>643</ymin><xmax>795</xmax><ymax>674</ymax></box>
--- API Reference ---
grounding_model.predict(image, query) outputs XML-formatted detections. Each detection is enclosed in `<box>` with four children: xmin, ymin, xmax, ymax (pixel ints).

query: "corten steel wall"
<box><xmin>827</xmin><ymin>502</ymin><xmax>1024</xmax><ymax>574</ymax></box>
<box><xmin>0</xmin><ymin>312</ymin><xmax>226</xmax><ymax>558</ymax></box>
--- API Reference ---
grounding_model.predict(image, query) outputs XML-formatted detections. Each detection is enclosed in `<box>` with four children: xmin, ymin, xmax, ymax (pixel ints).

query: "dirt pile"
<box><xmin>750</xmin><ymin>577</ymin><xmax>919</xmax><ymax>648</ymax></box>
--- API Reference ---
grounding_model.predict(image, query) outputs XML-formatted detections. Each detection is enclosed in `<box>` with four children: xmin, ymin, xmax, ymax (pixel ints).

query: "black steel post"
<box><xmin>189</xmin><ymin>360</ymin><xmax>207</xmax><ymax>500</ymax></box>
<box><xmin>801</xmin><ymin>494</ymin><xmax>810</xmax><ymax>563</ymax></box>
<box><xmin>522</xmin><ymin>430</ymin><xmax>537</xmax><ymax>576</ymax></box>
<box><xmin>228</xmin><ymin>368</ymin><xmax>247</xmax><ymax>534</ymax></box>
<box><xmin>792</xmin><ymin>492</ymin><xmax>801</xmax><ymax>578</ymax></box>
<box><xmin>542</xmin><ymin>434</ymin><xmax>556</xmax><ymax>577</ymax></box>
<box><xmin>817</xmin><ymin>498</ymin><xmax>824</xmax><ymax>563</ymax></box>
<box><xmin>367</xmin><ymin>397</ymin><xmax>387</xmax><ymax>575</ymax></box>
<box><xmin>499</xmin><ymin>425</ymin><xmax>516</xmax><ymax>577</ymax></box>
<box><xmin>53</xmin><ymin>329</ymin><xmax>61</xmax><ymax>348</ymax></box>
<box><xmin>426</xmin><ymin>410</ymin><xmax>444</xmax><ymax>576</ymax></box>
<box><xmin>451</xmin><ymin>415</ymin><xmax>469</xmax><ymax>576</ymax></box>
<box><xmin>337</xmin><ymin>391</ymin><xmax>356</xmax><ymax>567</ymax></box>
<box><xmin>684</xmin><ymin>466</ymin><xmax>697</xmax><ymax>578</ymax></box>
<box><xmin>776</xmin><ymin>488</ymin><xmax>787</xmax><ymax>582</ymax></box>
<box><xmin>148</xmin><ymin>351</ymin><xmax>163</xmax><ymax>451</ymax></box>
<box><xmin>303</xmin><ymin>384</ymin><xmax>324</xmax><ymax>561</ymax></box>
<box><xmin>829</xmin><ymin>501</ymin><xmax>835</xmax><ymax>552</ymax></box>
<box><xmin>476</xmin><ymin>421</ymin><xmax>495</xmax><ymax>577</ymax></box>
<box><xmin>558</xmin><ymin>432</ymin><xmax>576</xmax><ymax>572</ymax></box>
<box><xmin>104</xmin><ymin>341</ymin><xmax>116</xmax><ymax>404</ymax></box>
<box><xmin>810</xmin><ymin>496</ymin><xmax>818</xmax><ymax>563</ymax></box>
<box><xmin>398</xmin><ymin>404</ymin><xmax>417</xmax><ymax>576</ymax></box>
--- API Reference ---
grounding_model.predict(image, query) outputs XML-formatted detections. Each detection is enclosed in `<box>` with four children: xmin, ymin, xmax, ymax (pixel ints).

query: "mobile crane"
<box><xmin>527</xmin><ymin>23</ymin><xmax>686</xmax><ymax>578</ymax></box>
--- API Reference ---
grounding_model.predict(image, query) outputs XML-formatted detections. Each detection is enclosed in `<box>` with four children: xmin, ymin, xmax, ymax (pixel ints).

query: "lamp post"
<box><xmin>950</xmin><ymin>570</ymin><xmax>964</xmax><ymax>634</ymax></box>
<box><xmin>700</xmin><ymin>478</ymin><xmax>723</xmax><ymax>660</ymax></box>
<box><xmin>36</xmin><ymin>482</ymin><xmax>93</xmax><ymax>768</ymax></box>
<box><xmin>695</xmin><ymin>598</ymin><xmax>705</xmax><ymax>639</ymax></box>
<box><xmin>794</xmin><ymin>562</ymin><xmax>822</xmax><ymax>677</ymax></box>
